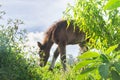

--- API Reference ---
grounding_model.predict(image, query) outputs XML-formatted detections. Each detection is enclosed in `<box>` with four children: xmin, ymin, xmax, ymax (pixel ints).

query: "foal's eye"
<box><xmin>38</xmin><ymin>50</ymin><xmax>44</xmax><ymax>57</ymax></box>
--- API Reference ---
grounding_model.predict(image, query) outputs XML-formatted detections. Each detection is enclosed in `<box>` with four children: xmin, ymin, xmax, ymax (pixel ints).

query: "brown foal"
<box><xmin>37</xmin><ymin>20</ymin><xmax>88</xmax><ymax>70</ymax></box>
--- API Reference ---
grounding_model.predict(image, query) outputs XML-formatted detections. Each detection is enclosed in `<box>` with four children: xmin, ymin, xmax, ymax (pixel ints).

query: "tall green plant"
<box><xmin>63</xmin><ymin>0</ymin><xmax>120</xmax><ymax>49</ymax></box>
<box><xmin>104</xmin><ymin>0</ymin><xmax>120</xmax><ymax>10</ymax></box>
<box><xmin>0</xmin><ymin>6</ymin><xmax>43</xmax><ymax>80</ymax></box>
<box><xmin>74</xmin><ymin>45</ymin><xmax>120</xmax><ymax>79</ymax></box>
<box><xmin>63</xmin><ymin>0</ymin><xmax>120</xmax><ymax>79</ymax></box>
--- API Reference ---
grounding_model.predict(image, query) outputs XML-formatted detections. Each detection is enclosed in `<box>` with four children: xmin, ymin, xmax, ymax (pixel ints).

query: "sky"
<box><xmin>0</xmin><ymin>0</ymin><xmax>80</xmax><ymax>58</ymax></box>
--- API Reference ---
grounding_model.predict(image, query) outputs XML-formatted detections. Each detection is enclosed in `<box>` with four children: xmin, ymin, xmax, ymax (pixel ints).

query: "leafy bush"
<box><xmin>74</xmin><ymin>45</ymin><xmax>120</xmax><ymax>80</ymax></box>
<box><xmin>0</xmin><ymin>7</ymin><xmax>43</xmax><ymax>79</ymax></box>
<box><xmin>0</xmin><ymin>19</ymin><xmax>41</xmax><ymax>80</ymax></box>
<box><xmin>63</xmin><ymin>0</ymin><xmax>120</xmax><ymax>79</ymax></box>
<box><xmin>104</xmin><ymin>0</ymin><xmax>120</xmax><ymax>10</ymax></box>
<box><xmin>64</xmin><ymin>0</ymin><xmax>120</xmax><ymax>49</ymax></box>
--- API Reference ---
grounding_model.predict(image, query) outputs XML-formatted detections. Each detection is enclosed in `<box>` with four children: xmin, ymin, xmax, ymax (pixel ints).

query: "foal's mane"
<box><xmin>42</xmin><ymin>21</ymin><xmax>57</xmax><ymax>45</ymax></box>
<box><xmin>42</xmin><ymin>20</ymin><xmax>69</xmax><ymax>45</ymax></box>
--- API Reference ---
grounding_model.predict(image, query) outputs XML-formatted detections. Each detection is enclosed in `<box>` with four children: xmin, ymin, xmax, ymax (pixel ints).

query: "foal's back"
<box><xmin>49</xmin><ymin>20</ymin><xmax>86</xmax><ymax>45</ymax></box>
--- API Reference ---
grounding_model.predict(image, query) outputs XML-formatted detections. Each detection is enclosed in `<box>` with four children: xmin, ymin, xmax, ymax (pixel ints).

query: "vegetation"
<box><xmin>63</xmin><ymin>0</ymin><xmax>120</xmax><ymax>79</ymax></box>
<box><xmin>104</xmin><ymin>0</ymin><xmax>120</xmax><ymax>10</ymax></box>
<box><xmin>0</xmin><ymin>0</ymin><xmax>120</xmax><ymax>80</ymax></box>
<box><xmin>64</xmin><ymin>0</ymin><xmax>120</xmax><ymax>49</ymax></box>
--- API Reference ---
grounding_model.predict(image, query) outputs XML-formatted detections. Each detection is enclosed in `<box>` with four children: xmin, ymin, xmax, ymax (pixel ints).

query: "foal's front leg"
<box><xmin>58</xmin><ymin>43</ymin><xmax>66</xmax><ymax>71</ymax></box>
<box><xmin>49</xmin><ymin>47</ymin><xmax>59</xmax><ymax>70</ymax></box>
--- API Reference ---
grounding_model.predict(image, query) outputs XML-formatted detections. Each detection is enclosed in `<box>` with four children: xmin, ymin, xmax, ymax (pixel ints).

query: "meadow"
<box><xmin>0</xmin><ymin>0</ymin><xmax>120</xmax><ymax>80</ymax></box>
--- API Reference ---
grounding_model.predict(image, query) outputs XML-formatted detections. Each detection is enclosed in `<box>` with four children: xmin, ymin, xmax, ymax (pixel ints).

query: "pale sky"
<box><xmin>1</xmin><ymin>0</ymin><xmax>74</xmax><ymax>32</ymax></box>
<box><xmin>0</xmin><ymin>0</ymin><xmax>80</xmax><ymax>58</ymax></box>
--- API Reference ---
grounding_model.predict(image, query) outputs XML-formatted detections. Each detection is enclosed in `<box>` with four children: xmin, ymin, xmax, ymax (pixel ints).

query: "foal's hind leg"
<box><xmin>58</xmin><ymin>43</ymin><xmax>66</xmax><ymax>71</ymax></box>
<box><xmin>49</xmin><ymin>47</ymin><xmax>59</xmax><ymax>70</ymax></box>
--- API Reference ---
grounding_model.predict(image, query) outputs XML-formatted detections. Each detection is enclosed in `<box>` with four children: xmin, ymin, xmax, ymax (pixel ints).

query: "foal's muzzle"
<box><xmin>39</xmin><ymin>61</ymin><xmax>47</xmax><ymax>67</ymax></box>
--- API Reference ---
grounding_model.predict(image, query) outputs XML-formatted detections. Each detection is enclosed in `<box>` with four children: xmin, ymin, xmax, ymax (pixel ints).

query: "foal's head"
<box><xmin>37</xmin><ymin>42</ymin><xmax>49</xmax><ymax>67</ymax></box>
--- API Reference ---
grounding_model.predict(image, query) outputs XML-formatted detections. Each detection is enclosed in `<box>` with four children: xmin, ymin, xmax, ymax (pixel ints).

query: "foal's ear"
<box><xmin>37</xmin><ymin>42</ymin><xmax>42</xmax><ymax>48</ymax></box>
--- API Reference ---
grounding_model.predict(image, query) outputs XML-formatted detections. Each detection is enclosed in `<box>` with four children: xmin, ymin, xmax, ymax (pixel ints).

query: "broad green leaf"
<box><xmin>77</xmin><ymin>74</ymin><xmax>96</xmax><ymax>80</ymax></box>
<box><xmin>111</xmin><ymin>70</ymin><xmax>120</xmax><ymax>80</ymax></box>
<box><xmin>81</xmin><ymin>67</ymin><xmax>97</xmax><ymax>74</ymax></box>
<box><xmin>98</xmin><ymin>63</ymin><xmax>110</xmax><ymax>79</ymax></box>
<box><xmin>79</xmin><ymin>51</ymin><xmax>100</xmax><ymax>59</ymax></box>
<box><xmin>116</xmin><ymin>55</ymin><xmax>120</xmax><ymax>59</ymax></box>
<box><xmin>104</xmin><ymin>0</ymin><xmax>120</xmax><ymax>10</ymax></box>
<box><xmin>74</xmin><ymin>60</ymin><xmax>95</xmax><ymax>71</ymax></box>
<box><xmin>114</xmin><ymin>62</ymin><xmax>120</xmax><ymax>73</ymax></box>
<box><xmin>100</xmin><ymin>54</ymin><xmax>109</xmax><ymax>63</ymax></box>
<box><xmin>76</xmin><ymin>71</ymin><xmax>96</xmax><ymax>80</ymax></box>
<box><xmin>105</xmin><ymin>44</ymin><xmax>118</xmax><ymax>55</ymax></box>
<box><xmin>76</xmin><ymin>74</ymin><xmax>86</xmax><ymax>80</ymax></box>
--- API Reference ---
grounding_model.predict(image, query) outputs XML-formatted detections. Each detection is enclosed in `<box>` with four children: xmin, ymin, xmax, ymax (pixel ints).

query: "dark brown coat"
<box><xmin>37</xmin><ymin>20</ymin><xmax>88</xmax><ymax>70</ymax></box>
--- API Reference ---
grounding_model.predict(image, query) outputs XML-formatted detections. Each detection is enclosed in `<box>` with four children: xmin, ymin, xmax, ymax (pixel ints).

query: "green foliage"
<box><xmin>74</xmin><ymin>60</ymin><xmax>96</xmax><ymax>71</ymax></box>
<box><xmin>114</xmin><ymin>62</ymin><xmax>120</xmax><ymax>73</ymax></box>
<box><xmin>78</xmin><ymin>51</ymin><xmax>100</xmax><ymax>59</ymax></box>
<box><xmin>0</xmin><ymin>7</ymin><xmax>43</xmax><ymax>80</ymax></box>
<box><xmin>111</xmin><ymin>69</ymin><xmax>120</xmax><ymax>80</ymax></box>
<box><xmin>104</xmin><ymin>0</ymin><xmax>120</xmax><ymax>10</ymax></box>
<box><xmin>100</xmin><ymin>54</ymin><xmax>109</xmax><ymax>63</ymax></box>
<box><xmin>63</xmin><ymin>1</ymin><xmax>120</xmax><ymax>79</ymax></box>
<box><xmin>74</xmin><ymin>44</ymin><xmax>120</xmax><ymax>79</ymax></box>
<box><xmin>64</xmin><ymin>0</ymin><xmax>120</xmax><ymax>49</ymax></box>
<box><xmin>105</xmin><ymin>44</ymin><xmax>118</xmax><ymax>55</ymax></box>
<box><xmin>0</xmin><ymin>18</ymin><xmax>43</xmax><ymax>80</ymax></box>
<box><xmin>98</xmin><ymin>63</ymin><xmax>109</xmax><ymax>79</ymax></box>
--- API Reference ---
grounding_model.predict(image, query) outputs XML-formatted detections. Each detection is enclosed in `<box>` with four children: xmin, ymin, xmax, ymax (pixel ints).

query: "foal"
<box><xmin>37</xmin><ymin>20</ymin><xmax>88</xmax><ymax>70</ymax></box>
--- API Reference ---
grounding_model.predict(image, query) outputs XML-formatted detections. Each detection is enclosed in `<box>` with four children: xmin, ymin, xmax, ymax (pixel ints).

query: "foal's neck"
<box><xmin>42</xmin><ymin>35</ymin><xmax>53</xmax><ymax>53</ymax></box>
